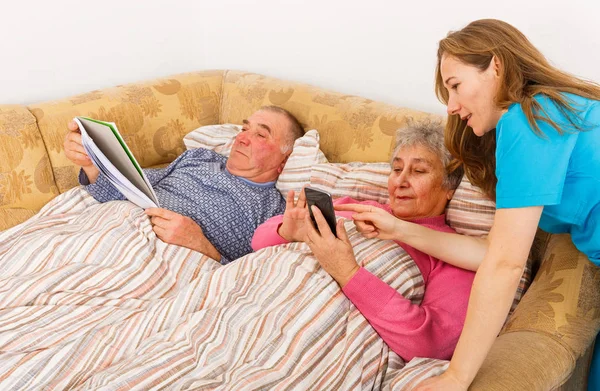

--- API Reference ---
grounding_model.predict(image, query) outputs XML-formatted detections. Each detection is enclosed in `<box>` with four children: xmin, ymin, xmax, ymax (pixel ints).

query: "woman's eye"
<box><xmin>258</xmin><ymin>133</ymin><xmax>267</xmax><ymax>139</ymax></box>
<box><xmin>415</xmin><ymin>170</ymin><xmax>426</xmax><ymax>174</ymax></box>
<box><xmin>451</xmin><ymin>83</ymin><xmax>460</xmax><ymax>90</ymax></box>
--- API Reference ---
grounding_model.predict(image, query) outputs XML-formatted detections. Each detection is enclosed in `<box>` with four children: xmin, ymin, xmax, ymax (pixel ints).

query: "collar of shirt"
<box><xmin>225</xmin><ymin>168</ymin><xmax>277</xmax><ymax>188</ymax></box>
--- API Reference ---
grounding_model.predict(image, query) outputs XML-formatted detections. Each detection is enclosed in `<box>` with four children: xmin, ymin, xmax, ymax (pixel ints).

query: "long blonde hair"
<box><xmin>435</xmin><ymin>19</ymin><xmax>600</xmax><ymax>199</ymax></box>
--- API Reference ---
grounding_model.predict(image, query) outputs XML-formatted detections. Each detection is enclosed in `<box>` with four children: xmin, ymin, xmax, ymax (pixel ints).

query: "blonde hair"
<box><xmin>435</xmin><ymin>19</ymin><xmax>600</xmax><ymax>199</ymax></box>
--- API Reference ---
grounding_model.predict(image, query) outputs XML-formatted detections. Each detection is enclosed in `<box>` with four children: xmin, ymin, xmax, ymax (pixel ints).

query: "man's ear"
<box><xmin>277</xmin><ymin>153</ymin><xmax>291</xmax><ymax>173</ymax></box>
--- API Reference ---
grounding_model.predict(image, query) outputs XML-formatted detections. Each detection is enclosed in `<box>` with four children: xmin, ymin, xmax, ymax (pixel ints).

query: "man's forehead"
<box><xmin>244</xmin><ymin>110</ymin><xmax>288</xmax><ymax>134</ymax></box>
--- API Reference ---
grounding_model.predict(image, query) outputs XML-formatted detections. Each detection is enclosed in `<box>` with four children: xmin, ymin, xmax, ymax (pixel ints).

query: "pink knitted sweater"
<box><xmin>251</xmin><ymin>196</ymin><xmax>475</xmax><ymax>361</ymax></box>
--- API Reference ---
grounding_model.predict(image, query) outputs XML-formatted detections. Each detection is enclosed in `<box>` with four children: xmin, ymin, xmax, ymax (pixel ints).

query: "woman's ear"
<box><xmin>491</xmin><ymin>55</ymin><xmax>502</xmax><ymax>78</ymax></box>
<box><xmin>446</xmin><ymin>189</ymin><xmax>456</xmax><ymax>200</ymax></box>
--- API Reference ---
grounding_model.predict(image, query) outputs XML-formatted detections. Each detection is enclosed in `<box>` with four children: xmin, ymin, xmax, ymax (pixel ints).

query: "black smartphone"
<box><xmin>304</xmin><ymin>187</ymin><xmax>337</xmax><ymax>236</ymax></box>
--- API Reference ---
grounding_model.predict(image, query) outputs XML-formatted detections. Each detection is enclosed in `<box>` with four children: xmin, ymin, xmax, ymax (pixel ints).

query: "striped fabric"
<box><xmin>182</xmin><ymin>124</ymin><xmax>328</xmax><ymax>199</ymax></box>
<box><xmin>275</xmin><ymin>129</ymin><xmax>328</xmax><ymax>199</ymax></box>
<box><xmin>0</xmin><ymin>187</ymin><xmax>456</xmax><ymax>390</ymax></box>
<box><xmin>183</xmin><ymin>123</ymin><xmax>241</xmax><ymax>155</ymax></box>
<box><xmin>310</xmin><ymin>162</ymin><xmax>391</xmax><ymax>204</ymax></box>
<box><xmin>445</xmin><ymin>176</ymin><xmax>496</xmax><ymax>237</ymax></box>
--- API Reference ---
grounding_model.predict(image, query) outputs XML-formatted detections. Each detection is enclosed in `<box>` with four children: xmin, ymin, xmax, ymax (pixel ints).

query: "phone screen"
<box><xmin>304</xmin><ymin>187</ymin><xmax>337</xmax><ymax>236</ymax></box>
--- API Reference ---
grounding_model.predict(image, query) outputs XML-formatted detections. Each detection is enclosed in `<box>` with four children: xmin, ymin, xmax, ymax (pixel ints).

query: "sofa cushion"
<box><xmin>28</xmin><ymin>71</ymin><xmax>225</xmax><ymax>193</ymax></box>
<box><xmin>0</xmin><ymin>105</ymin><xmax>58</xmax><ymax>213</ymax></box>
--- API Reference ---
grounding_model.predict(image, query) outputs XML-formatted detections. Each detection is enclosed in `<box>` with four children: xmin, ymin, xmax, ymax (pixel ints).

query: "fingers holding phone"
<box><xmin>304</xmin><ymin>197</ymin><xmax>359</xmax><ymax>287</ymax></box>
<box><xmin>304</xmin><ymin>187</ymin><xmax>337</xmax><ymax>237</ymax></box>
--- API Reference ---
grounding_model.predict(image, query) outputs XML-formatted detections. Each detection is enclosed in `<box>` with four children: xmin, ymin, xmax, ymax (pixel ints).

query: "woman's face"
<box><xmin>440</xmin><ymin>54</ymin><xmax>504</xmax><ymax>136</ymax></box>
<box><xmin>388</xmin><ymin>145</ymin><xmax>454</xmax><ymax>220</ymax></box>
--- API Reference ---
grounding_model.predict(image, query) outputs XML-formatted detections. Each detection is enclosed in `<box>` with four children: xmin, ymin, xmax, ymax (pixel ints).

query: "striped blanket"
<box><xmin>0</xmin><ymin>188</ymin><xmax>448</xmax><ymax>390</ymax></box>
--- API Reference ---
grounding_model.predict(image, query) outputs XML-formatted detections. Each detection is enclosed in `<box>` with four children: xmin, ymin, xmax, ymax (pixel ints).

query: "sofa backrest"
<box><xmin>27</xmin><ymin>70</ymin><xmax>225</xmax><ymax>194</ymax></box>
<box><xmin>0</xmin><ymin>105</ymin><xmax>59</xmax><ymax>230</ymax></box>
<box><xmin>220</xmin><ymin>70</ymin><xmax>439</xmax><ymax>163</ymax></box>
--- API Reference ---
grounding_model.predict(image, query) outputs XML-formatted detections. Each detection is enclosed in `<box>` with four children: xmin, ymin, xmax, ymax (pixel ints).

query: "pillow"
<box><xmin>183</xmin><ymin>124</ymin><xmax>328</xmax><ymax>197</ymax></box>
<box><xmin>183</xmin><ymin>123</ymin><xmax>240</xmax><ymax>156</ymax></box>
<box><xmin>309</xmin><ymin>162</ymin><xmax>390</xmax><ymax>204</ymax></box>
<box><xmin>309</xmin><ymin>163</ymin><xmax>496</xmax><ymax>237</ymax></box>
<box><xmin>445</xmin><ymin>176</ymin><xmax>496</xmax><ymax>237</ymax></box>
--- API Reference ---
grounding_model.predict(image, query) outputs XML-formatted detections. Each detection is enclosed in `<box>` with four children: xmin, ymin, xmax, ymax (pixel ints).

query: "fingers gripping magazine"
<box><xmin>74</xmin><ymin>117</ymin><xmax>160</xmax><ymax>208</ymax></box>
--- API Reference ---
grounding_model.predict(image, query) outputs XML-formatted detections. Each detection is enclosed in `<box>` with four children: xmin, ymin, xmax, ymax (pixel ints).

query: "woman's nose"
<box><xmin>447</xmin><ymin>96</ymin><xmax>460</xmax><ymax>115</ymax></box>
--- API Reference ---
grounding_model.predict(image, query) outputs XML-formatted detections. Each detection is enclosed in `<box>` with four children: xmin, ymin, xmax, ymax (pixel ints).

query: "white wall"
<box><xmin>2</xmin><ymin>0</ymin><xmax>599</xmax><ymax>115</ymax></box>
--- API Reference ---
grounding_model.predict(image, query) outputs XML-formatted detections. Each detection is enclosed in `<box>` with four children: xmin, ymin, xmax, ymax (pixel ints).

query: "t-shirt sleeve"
<box><xmin>495</xmin><ymin>104</ymin><xmax>578</xmax><ymax>209</ymax></box>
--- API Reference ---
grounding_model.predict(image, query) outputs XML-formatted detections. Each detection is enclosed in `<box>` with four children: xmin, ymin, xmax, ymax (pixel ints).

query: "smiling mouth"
<box><xmin>461</xmin><ymin>114</ymin><xmax>472</xmax><ymax>122</ymax></box>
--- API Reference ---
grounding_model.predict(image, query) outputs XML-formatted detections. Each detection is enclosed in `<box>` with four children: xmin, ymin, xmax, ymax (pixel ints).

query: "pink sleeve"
<box><xmin>251</xmin><ymin>214</ymin><xmax>289</xmax><ymax>251</ymax></box>
<box><xmin>342</xmin><ymin>265</ymin><xmax>472</xmax><ymax>361</ymax></box>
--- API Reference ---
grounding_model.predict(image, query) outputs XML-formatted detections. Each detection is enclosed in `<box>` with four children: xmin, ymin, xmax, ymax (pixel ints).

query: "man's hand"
<box><xmin>145</xmin><ymin>208</ymin><xmax>221</xmax><ymax>261</ymax></box>
<box><xmin>335</xmin><ymin>203</ymin><xmax>402</xmax><ymax>240</ymax></box>
<box><xmin>64</xmin><ymin>120</ymin><xmax>100</xmax><ymax>183</ymax></box>
<box><xmin>304</xmin><ymin>206</ymin><xmax>359</xmax><ymax>287</ymax></box>
<box><xmin>278</xmin><ymin>189</ymin><xmax>309</xmax><ymax>242</ymax></box>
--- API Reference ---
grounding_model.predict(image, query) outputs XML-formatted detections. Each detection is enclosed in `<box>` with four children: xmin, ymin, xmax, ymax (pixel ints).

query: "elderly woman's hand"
<box><xmin>304</xmin><ymin>206</ymin><xmax>360</xmax><ymax>287</ymax></box>
<box><xmin>335</xmin><ymin>203</ymin><xmax>403</xmax><ymax>241</ymax></box>
<box><xmin>278</xmin><ymin>189</ymin><xmax>309</xmax><ymax>242</ymax></box>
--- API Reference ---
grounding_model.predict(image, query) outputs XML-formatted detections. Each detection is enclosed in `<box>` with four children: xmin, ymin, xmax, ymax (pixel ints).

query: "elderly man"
<box><xmin>64</xmin><ymin>106</ymin><xmax>303</xmax><ymax>264</ymax></box>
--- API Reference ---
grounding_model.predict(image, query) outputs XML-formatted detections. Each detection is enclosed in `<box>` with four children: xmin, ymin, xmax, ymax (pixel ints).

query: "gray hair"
<box><xmin>391</xmin><ymin>117</ymin><xmax>463</xmax><ymax>190</ymax></box>
<box><xmin>259</xmin><ymin>105</ymin><xmax>304</xmax><ymax>154</ymax></box>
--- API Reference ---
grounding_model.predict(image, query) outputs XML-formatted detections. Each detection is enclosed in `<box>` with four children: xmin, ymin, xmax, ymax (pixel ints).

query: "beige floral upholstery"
<box><xmin>0</xmin><ymin>105</ymin><xmax>58</xmax><ymax>224</ymax></box>
<box><xmin>220</xmin><ymin>71</ymin><xmax>437</xmax><ymax>163</ymax></box>
<box><xmin>28</xmin><ymin>71</ymin><xmax>224</xmax><ymax>193</ymax></box>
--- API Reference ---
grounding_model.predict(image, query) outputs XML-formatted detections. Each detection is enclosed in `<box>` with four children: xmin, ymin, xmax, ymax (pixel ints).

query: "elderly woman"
<box><xmin>251</xmin><ymin>119</ymin><xmax>475</xmax><ymax>361</ymax></box>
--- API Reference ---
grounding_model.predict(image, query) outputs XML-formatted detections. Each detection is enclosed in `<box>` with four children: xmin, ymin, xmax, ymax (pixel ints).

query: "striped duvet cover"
<box><xmin>0</xmin><ymin>188</ymin><xmax>448</xmax><ymax>390</ymax></box>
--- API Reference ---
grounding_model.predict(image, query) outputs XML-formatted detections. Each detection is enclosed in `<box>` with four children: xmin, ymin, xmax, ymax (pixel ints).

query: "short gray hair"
<box><xmin>391</xmin><ymin>117</ymin><xmax>463</xmax><ymax>190</ymax></box>
<box><xmin>259</xmin><ymin>105</ymin><xmax>304</xmax><ymax>154</ymax></box>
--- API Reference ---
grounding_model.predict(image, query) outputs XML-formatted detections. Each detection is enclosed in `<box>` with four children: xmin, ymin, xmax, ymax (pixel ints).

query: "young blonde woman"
<box><xmin>340</xmin><ymin>19</ymin><xmax>600</xmax><ymax>390</ymax></box>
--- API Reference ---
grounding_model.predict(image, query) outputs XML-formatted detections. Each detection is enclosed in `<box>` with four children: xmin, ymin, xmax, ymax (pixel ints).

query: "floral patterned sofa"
<box><xmin>1</xmin><ymin>70</ymin><xmax>598</xmax><ymax>390</ymax></box>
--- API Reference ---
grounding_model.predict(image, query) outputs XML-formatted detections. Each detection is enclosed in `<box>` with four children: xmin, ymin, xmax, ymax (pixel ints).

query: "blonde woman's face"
<box><xmin>440</xmin><ymin>54</ymin><xmax>505</xmax><ymax>136</ymax></box>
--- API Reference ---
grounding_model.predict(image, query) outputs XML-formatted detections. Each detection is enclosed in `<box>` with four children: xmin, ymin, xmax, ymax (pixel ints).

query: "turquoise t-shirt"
<box><xmin>495</xmin><ymin>93</ymin><xmax>600</xmax><ymax>265</ymax></box>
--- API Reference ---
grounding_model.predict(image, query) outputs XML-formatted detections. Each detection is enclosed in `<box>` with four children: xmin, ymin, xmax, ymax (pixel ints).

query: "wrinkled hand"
<box><xmin>278</xmin><ymin>189</ymin><xmax>308</xmax><ymax>242</ymax></box>
<box><xmin>412</xmin><ymin>371</ymin><xmax>469</xmax><ymax>391</ymax></box>
<box><xmin>335</xmin><ymin>203</ymin><xmax>401</xmax><ymax>240</ymax></box>
<box><xmin>64</xmin><ymin>120</ymin><xmax>100</xmax><ymax>182</ymax></box>
<box><xmin>145</xmin><ymin>208</ymin><xmax>220</xmax><ymax>261</ymax></box>
<box><xmin>305</xmin><ymin>206</ymin><xmax>359</xmax><ymax>287</ymax></box>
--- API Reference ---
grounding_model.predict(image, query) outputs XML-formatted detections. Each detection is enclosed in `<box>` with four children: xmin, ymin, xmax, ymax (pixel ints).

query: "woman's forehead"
<box><xmin>393</xmin><ymin>145</ymin><xmax>441</xmax><ymax>163</ymax></box>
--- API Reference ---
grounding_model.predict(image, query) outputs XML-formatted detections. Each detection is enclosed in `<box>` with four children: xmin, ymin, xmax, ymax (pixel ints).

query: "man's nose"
<box><xmin>237</xmin><ymin>132</ymin><xmax>250</xmax><ymax>145</ymax></box>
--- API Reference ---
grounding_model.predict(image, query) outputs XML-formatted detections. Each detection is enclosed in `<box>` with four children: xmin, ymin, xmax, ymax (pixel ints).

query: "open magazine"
<box><xmin>74</xmin><ymin>117</ymin><xmax>160</xmax><ymax>209</ymax></box>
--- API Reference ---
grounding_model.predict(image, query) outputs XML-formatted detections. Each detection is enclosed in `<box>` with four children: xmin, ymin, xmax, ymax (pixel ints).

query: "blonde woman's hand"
<box><xmin>335</xmin><ymin>203</ymin><xmax>402</xmax><ymax>240</ymax></box>
<box><xmin>412</xmin><ymin>370</ymin><xmax>468</xmax><ymax>391</ymax></box>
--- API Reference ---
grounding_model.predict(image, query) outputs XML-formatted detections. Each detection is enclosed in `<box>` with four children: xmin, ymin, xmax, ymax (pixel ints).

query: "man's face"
<box><xmin>226</xmin><ymin>110</ymin><xmax>291</xmax><ymax>183</ymax></box>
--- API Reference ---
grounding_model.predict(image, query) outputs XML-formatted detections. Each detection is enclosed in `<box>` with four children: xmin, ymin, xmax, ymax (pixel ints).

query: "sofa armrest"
<box><xmin>470</xmin><ymin>233</ymin><xmax>600</xmax><ymax>390</ymax></box>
